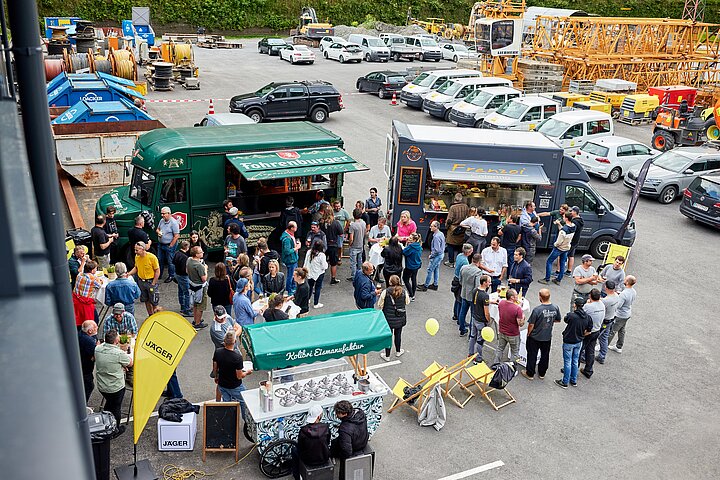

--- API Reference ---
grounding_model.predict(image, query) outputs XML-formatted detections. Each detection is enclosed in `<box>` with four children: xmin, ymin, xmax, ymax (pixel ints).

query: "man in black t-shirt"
<box><xmin>321</xmin><ymin>217</ymin><xmax>344</xmax><ymax>284</ymax></box>
<box><xmin>212</xmin><ymin>331</ymin><xmax>251</xmax><ymax>419</ymax></box>
<box><xmin>522</xmin><ymin>288</ymin><xmax>561</xmax><ymax>380</ymax></box>
<box><xmin>104</xmin><ymin>206</ymin><xmax>120</xmax><ymax>263</ymax></box>
<box><xmin>468</xmin><ymin>275</ymin><xmax>495</xmax><ymax>364</ymax></box>
<box><xmin>126</xmin><ymin>215</ymin><xmax>151</xmax><ymax>268</ymax></box>
<box><xmin>565</xmin><ymin>206</ymin><xmax>585</xmax><ymax>277</ymax></box>
<box><xmin>91</xmin><ymin>214</ymin><xmax>115</xmax><ymax>270</ymax></box>
<box><xmin>499</xmin><ymin>215</ymin><xmax>522</xmax><ymax>271</ymax></box>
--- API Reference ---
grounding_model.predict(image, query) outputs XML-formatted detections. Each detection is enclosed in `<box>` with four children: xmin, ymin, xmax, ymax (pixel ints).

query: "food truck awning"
<box><xmin>427</xmin><ymin>158</ymin><xmax>551</xmax><ymax>185</ymax></box>
<box><xmin>241</xmin><ymin>309</ymin><xmax>392</xmax><ymax>371</ymax></box>
<box><xmin>227</xmin><ymin>147</ymin><xmax>369</xmax><ymax>181</ymax></box>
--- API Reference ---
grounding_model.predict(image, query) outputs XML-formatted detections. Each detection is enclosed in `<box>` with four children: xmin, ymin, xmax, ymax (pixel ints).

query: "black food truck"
<box><xmin>385</xmin><ymin>121</ymin><xmax>636</xmax><ymax>259</ymax></box>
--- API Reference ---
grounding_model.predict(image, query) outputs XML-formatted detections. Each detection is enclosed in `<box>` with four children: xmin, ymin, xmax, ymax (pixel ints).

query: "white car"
<box><xmin>575</xmin><ymin>136</ymin><xmax>659</xmax><ymax>183</ymax></box>
<box><xmin>441</xmin><ymin>43</ymin><xmax>479</xmax><ymax>62</ymax></box>
<box><xmin>319</xmin><ymin>36</ymin><xmax>345</xmax><ymax>52</ymax></box>
<box><xmin>279</xmin><ymin>44</ymin><xmax>315</xmax><ymax>64</ymax></box>
<box><xmin>324</xmin><ymin>42</ymin><xmax>363</xmax><ymax>63</ymax></box>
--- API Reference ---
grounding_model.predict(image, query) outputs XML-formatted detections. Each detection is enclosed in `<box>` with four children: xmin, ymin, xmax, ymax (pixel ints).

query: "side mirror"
<box><xmin>267</xmin><ymin>94</ymin><xmax>275</xmax><ymax>101</ymax></box>
<box><xmin>596</xmin><ymin>205</ymin><xmax>606</xmax><ymax>216</ymax></box>
<box><xmin>684</xmin><ymin>169</ymin><xmax>694</xmax><ymax>174</ymax></box>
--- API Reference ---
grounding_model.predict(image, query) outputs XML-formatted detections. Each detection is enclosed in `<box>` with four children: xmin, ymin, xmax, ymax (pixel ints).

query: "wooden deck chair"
<box><xmin>463</xmin><ymin>361</ymin><xmax>516</xmax><ymax>411</ymax></box>
<box><xmin>422</xmin><ymin>358</ymin><xmax>476</xmax><ymax>409</ymax></box>
<box><xmin>387</xmin><ymin>363</ymin><xmax>445</xmax><ymax>414</ymax></box>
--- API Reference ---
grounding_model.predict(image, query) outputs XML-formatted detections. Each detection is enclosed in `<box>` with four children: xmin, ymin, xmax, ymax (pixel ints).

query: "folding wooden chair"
<box><xmin>463</xmin><ymin>361</ymin><xmax>516</xmax><ymax>411</ymax></box>
<box><xmin>387</xmin><ymin>363</ymin><xmax>445</xmax><ymax>414</ymax></box>
<box><xmin>421</xmin><ymin>356</ymin><xmax>476</xmax><ymax>409</ymax></box>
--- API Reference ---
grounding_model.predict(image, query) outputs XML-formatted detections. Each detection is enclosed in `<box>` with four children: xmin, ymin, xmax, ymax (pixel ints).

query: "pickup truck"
<box><xmin>380</xmin><ymin>33</ymin><xmax>422</xmax><ymax>62</ymax></box>
<box><xmin>229</xmin><ymin>80</ymin><xmax>343</xmax><ymax>123</ymax></box>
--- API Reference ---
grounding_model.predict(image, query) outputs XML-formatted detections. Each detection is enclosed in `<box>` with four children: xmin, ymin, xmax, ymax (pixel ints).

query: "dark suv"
<box><xmin>680</xmin><ymin>172</ymin><xmax>720</xmax><ymax>228</ymax></box>
<box><xmin>229</xmin><ymin>81</ymin><xmax>343</xmax><ymax>123</ymax></box>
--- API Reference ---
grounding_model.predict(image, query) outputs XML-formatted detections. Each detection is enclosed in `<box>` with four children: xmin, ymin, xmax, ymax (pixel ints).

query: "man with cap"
<box><xmin>572</xmin><ymin>254</ymin><xmax>599</xmax><ymax>311</ymax></box>
<box><xmin>102</xmin><ymin>303</ymin><xmax>138</xmax><ymax>337</ymax></box>
<box><xmin>556</xmin><ymin>296</ymin><xmax>593</xmax><ymax>389</ymax></box>
<box><xmin>156</xmin><ymin>207</ymin><xmax>180</xmax><ymax>283</ymax></box>
<box><xmin>232</xmin><ymin>277</ymin><xmax>263</xmax><ymax>326</ymax></box>
<box><xmin>292</xmin><ymin>404</ymin><xmax>330</xmax><ymax>479</ymax></box>
<box><xmin>565</xmin><ymin>206</ymin><xmax>585</xmax><ymax>277</ymax></box>
<box><xmin>223</xmin><ymin>206</ymin><xmax>249</xmax><ymax>238</ymax></box>
<box><xmin>128</xmin><ymin>241</ymin><xmax>160</xmax><ymax>316</ymax></box>
<box><xmin>305</xmin><ymin>221</ymin><xmax>327</xmax><ymax>251</ymax></box>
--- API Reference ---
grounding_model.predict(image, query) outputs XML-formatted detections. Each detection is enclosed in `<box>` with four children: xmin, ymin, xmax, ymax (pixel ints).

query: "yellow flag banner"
<box><xmin>603</xmin><ymin>244</ymin><xmax>631</xmax><ymax>268</ymax></box>
<box><xmin>132</xmin><ymin>311</ymin><xmax>197</xmax><ymax>444</ymax></box>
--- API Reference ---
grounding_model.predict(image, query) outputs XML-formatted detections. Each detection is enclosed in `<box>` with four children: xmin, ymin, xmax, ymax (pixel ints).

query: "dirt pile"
<box><xmin>333</xmin><ymin>22</ymin><xmax>427</xmax><ymax>39</ymax></box>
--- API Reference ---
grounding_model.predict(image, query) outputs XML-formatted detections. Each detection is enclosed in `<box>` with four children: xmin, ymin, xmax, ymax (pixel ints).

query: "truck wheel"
<box><xmin>434</xmin><ymin>58</ymin><xmax>440</xmax><ymax>62</ymax></box>
<box><xmin>607</xmin><ymin>167</ymin><xmax>622</xmax><ymax>183</ymax></box>
<box><xmin>474</xmin><ymin>119</ymin><xmax>484</xmax><ymax>128</ymax></box>
<box><xmin>310</xmin><ymin>107</ymin><xmax>328</xmax><ymax>123</ymax></box>
<box><xmin>443</xmin><ymin>110</ymin><xmax>451</xmax><ymax>121</ymax></box>
<box><xmin>659</xmin><ymin>185</ymin><xmax>678</xmax><ymax>204</ymax></box>
<box><xmin>393</xmin><ymin>53</ymin><xmax>400</xmax><ymax>62</ymax></box>
<box><xmin>356</xmin><ymin>81</ymin><xmax>363</xmax><ymax>92</ymax></box>
<box><xmin>589</xmin><ymin>236</ymin><xmax>613</xmax><ymax>260</ymax></box>
<box><xmin>324</xmin><ymin>51</ymin><xmax>328</xmax><ymax>59</ymax></box>
<box><xmin>705</xmin><ymin>119</ymin><xmax>720</xmax><ymax>140</ymax></box>
<box><xmin>365</xmin><ymin>53</ymin><xmax>371</xmax><ymax>62</ymax></box>
<box><xmin>248</xmin><ymin>110</ymin><xmax>263</xmax><ymax>123</ymax></box>
<box><xmin>652</xmin><ymin>131</ymin><xmax>674</xmax><ymax>151</ymax></box>
<box><xmin>378</xmin><ymin>88</ymin><xmax>387</xmax><ymax>99</ymax></box>
<box><xmin>339</xmin><ymin>55</ymin><xmax>345</xmax><ymax>63</ymax></box>
<box><xmin>453</xmin><ymin>55</ymin><xmax>458</xmax><ymax>62</ymax></box>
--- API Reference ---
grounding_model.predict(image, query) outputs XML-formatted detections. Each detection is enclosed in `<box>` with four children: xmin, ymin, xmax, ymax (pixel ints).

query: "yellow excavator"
<box><xmin>291</xmin><ymin>7</ymin><xmax>334</xmax><ymax>39</ymax></box>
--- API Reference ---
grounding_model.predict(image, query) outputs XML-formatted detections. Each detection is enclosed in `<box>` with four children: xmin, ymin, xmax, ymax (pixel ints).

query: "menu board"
<box><xmin>398</xmin><ymin>167</ymin><xmax>423</xmax><ymax>205</ymax></box>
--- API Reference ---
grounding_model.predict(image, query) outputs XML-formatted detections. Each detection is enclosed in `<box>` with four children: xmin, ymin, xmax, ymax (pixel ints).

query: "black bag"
<box><xmin>403</xmin><ymin>385</ymin><xmax>423</xmax><ymax>405</ymax></box>
<box><xmin>489</xmin><ymin>362</ymin><xmax>517</xmax><ymax>390</ymax></box>
<box><xmin>452</xmin><ymin>226</ymin><xmax>467</xmax><ymax>236</ymax></box>
<box><xmin>450</xmin><ymin>277</ymin><xmax>461</xmax><ymax>294</ymax></box>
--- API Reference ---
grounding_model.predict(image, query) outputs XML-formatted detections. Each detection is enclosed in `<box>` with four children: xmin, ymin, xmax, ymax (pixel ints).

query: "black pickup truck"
<box><xmin>229</xmin><ymin>81</ymin><xmax>343</xmax><ymax>123</ymax></box>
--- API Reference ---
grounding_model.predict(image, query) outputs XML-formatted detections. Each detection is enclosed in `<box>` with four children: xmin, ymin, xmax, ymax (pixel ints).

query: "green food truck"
<box><xmin>95</xmin><ymin>122</ymin><xmax>368</xmax><ymax>259</ymax></box>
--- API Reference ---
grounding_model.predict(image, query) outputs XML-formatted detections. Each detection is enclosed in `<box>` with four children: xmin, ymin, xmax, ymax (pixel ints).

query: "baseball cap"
<box><xmin>311</xmin><ymin>221</ymin><xmax>319</xmax><ymax>226</ymax></box>
<box><xmin>229</xmin><ymin>207</ymin><xmax>239</xmax><ymax>215</ymax></box>
<box><xmin>236</xmin><ymin>277</ymin><xmax>249</xmax><ymax>291</ymax></box>
<box><xmin>581</xmin><ymin>254</ymin><xmax>594</xmax><ymax>262</ymax></box>
<box><xmin>135</xmin><ymin>241</ymin><xmax>147</xmax><ymax>250</ymax></box>
<box><xmin>214</xmin><ymin>305</ymin><xmax>226</xmax><ymax>317</ymax></box>
<box><xmin>305</xmin><ymin>405</ymin><xmax>324</xmax><ymax>425</ymax></box>
<box><xmin>571</xmin><ymin>206</ymin><xmax>580</xmax><ymax>214</ymax></box>
<box><xmin>573</xmin><ymin>296</ymin><xmax>586</xmax><ymax>308</ymax></box>
<box><xmin>112</xmin><ymin>303</ymin><xmax>125</xmax><ymax>314</ymax></box>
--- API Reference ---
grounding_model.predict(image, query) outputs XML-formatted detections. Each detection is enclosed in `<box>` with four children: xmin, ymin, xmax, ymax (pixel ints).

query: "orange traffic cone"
<box><xmin>391</xmin><ymin>91</ymin><xmax>398</xmax><ymax>106</ymax></box>
<box><xmin>208</xmin><ymin>98</ymin><xmax>215</xmax><ymax>115</ymax></box>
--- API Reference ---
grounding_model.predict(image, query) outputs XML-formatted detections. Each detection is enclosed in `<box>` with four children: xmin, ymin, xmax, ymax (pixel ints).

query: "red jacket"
<box><xmin>73</xmin><ymin>293</ymin><xmax>96</xmax><ymax>326</ymax></box>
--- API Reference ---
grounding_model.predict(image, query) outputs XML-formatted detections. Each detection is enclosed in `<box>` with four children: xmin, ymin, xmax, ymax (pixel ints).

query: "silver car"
<box><xmin>623</xmin><ymin>146</ymin><xmax>720</xmax><ymax>204</ymax></box>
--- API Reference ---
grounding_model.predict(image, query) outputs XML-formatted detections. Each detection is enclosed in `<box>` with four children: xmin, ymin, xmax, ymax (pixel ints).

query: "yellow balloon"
<box><xmin>425</xmin><ymin>318</ymin><xmax>440</xmax><ymax>336</ymax></box>
<box><xmin>481</xmin><ymin>326</ymin><xmax>495</xmax><ymax>342</ymax></box>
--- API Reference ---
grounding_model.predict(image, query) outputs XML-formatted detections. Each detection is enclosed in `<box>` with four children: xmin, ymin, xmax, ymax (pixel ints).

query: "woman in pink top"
<box><xmin>396</xmin><ymin>210</ymin><xmax>417</xmax><ymax>243</ymax></box>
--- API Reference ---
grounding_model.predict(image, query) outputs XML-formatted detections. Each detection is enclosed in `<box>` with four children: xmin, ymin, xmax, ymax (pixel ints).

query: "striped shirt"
<box><xmin>74</xmin><ymin>272</ymin><xmax>102</xmax><ymax>298</ymax></box>
<box><xmin>102</xmin><ymin>312</ymin><xmax>138</xmax><ymax>336</ymax></box>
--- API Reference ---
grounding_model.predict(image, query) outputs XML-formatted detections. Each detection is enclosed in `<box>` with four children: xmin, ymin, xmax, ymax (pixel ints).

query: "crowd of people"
<box><xmin>72</xmin><ymin>191</ymin><xmax>638</xmax><ymax>442</ymax></box>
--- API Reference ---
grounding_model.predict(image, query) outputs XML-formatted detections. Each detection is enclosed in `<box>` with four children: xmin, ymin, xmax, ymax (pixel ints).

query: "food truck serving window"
<box><xmin>129</xmin><ymin>168</ymin><xmax>156</xmax><ymax>205</ymax></box>
<box><xmin>227</xmin><ymin>147</ymin><xmax>368</xmax><ymax>181</ymax></box>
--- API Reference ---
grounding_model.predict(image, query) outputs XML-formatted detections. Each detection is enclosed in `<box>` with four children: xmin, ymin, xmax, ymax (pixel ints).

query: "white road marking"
<box><xmin>437</xmin><ymin>461</ymin><xmax>505</xmax><ymax>480</ymax></box>
<box><xmin>367</xmin><ymin>360</ymin><xmax>402</xmax><ymax>370</ymax></box>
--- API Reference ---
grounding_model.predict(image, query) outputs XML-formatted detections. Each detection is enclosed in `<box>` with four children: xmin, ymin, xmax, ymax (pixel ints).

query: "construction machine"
<box><xmin>651</xmin><ymin>100</ymin><xmax>716</xmax><ymax>151</ymax></box>
<box><xmin>291</xmin><ymin>7</ymin><xmax>334</xmax><ymax>42</ymax></box>
<box><xmin>466</xmin><ymin>0</ymin><xmax>526</xmax><ymax>79</ymax></box>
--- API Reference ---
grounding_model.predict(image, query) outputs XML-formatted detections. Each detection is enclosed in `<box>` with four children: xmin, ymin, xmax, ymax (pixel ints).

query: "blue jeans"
<box><xmin>349</xmin><ymin>247</ymin><xmax>363</xmax><ymax>278</ymax></box>
<box><xmin>219</xmin><ymin>383</ymin><xmax>247</xmax><ymax>421</ymax></box>
<box><xmin>562</xmin><ymin>341</ymin><xmax>582</xmax><ymax>385</ymax></box>
<box><xmin>308</xmin><ymin>273</ymin><xmax>325</xmax><ymax>306</ymax></box>
<box><xmin>158</xmin><ymin>243</ymin><xmax>177</xmax><ymax>279</ymax></box>
<box><xmin>490</xmin><ymin>276</ymin><xmax>501</xmax><ymax>292</ymax></box>
<box><xmin>424</xmin><ymin>255</ymin><xmax>442</xmax><ymax>287</ymax></box>
<box><xmin>468</xmin><ymin>319</ymin><xmax>487</xmax><ymax>359</ymax></box>
<box><xmin>544</xmin><ymin>248</ymin><xmax>568</xmax><ymax>282</ymax></box>
<box><xmin>252</xmin><ymin>271</ymin><xmax>263</xmax><ymax>296</ymax></box>
<box><xmin>597</xmin><ymin>320</ymin><xmax>614</xmax><ymax>360</ymax></box>
<box><xmin>453</xmin><ymin>296</ymin><xmax>461</xmax><ymax>320</ymax></box>
<box><xmin>506</xmin><ymin>247</ymin><xmax>516</xmax><ymax>274</ymax></box>
<box><xmin>458</xmin><ymin>298</ymin><xmax>473</xmax><ymax>334</ymax></box>
<box><xmin>166</xmin><ymin>371</ymin><xmax>183</xmax><ymax>399</ymax></box>
<box><xmin>176</xmin><ymin>274</ymin><xmax>190</xmax><ymax>313</ymax></box>
<box><xmin>284</xmin><ymin>262</ymin><xmax>297</xmax><ymax>295</ymax></box>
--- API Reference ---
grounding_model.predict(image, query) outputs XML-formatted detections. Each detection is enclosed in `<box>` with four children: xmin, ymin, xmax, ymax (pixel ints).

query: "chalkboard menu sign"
<box><xmin>398</xmin><ymin>167</ymin><xmax>423</xmax><ymax>205</ymax></box>
<box><xmin>202</xmin><ymin>402</ymin><xmax>240</xmax><ymax>461</ymax></box>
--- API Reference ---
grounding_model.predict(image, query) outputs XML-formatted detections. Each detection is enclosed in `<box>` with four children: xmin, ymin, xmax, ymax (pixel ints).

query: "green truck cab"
<box><xmin>95</xmin><ymin>122</ymin><xmax>367</xmax><ymax>259</ymax></box>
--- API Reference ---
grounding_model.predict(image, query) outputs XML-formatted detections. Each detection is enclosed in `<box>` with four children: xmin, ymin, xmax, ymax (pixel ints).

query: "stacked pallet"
<box><xmin>569</xmin><ymin>79</ymin><xmax>594</xmax><ymax>94</ymax></box>
<box><xmin>516</xmin><ymin>59</ymin><xmax>563</xmax><ymax>93</ymax></box>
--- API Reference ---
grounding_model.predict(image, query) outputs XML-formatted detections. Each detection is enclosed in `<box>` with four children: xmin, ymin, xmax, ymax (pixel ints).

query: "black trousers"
<box><xmin>83</xmin><ymin>373</ymin><xmax>94</xmax><ymax>403</ymax></box>
<box><xmin>525</xmin><ymin>337</ymin><xmax>551</xmax><ymax>378</ymax></box>
<box><xmin>581</xmin><ymin>330</ymin><xmax>601</xmax><ymax>377</ymax></box>
<box><xmin>384</xmin><ymin>327</ymin><xmax>403</xmax><ymax>356</ymax></box>
<box><xmin>402</xmin><ymin>268</ymin><xmax>419</xmax><ymax>298</ymax></box>
<box><xmin>101</xmin><ymin>387</ymin><xmax>126</xmax><ymax>425</ymax></box>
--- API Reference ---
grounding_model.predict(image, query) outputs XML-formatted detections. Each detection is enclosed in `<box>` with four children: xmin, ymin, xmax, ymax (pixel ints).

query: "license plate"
<box><xmin>451</xmin><ymin>120</ymin><xmax>458</xmax><ymax>125</ymax></box>
<box><xmin>401</xmin><ymin>99</ymin><xmax>408</xmax><ymax>104</ymax></box>
<box><xmin>423</xmin><ymin>108</ymin><xmax>430</xmax><ymax>113</ymax></box>
<box><xmin>692</xmin><ymin>202</ymin><xmax>709</xmax><ymax>211</ymax></box>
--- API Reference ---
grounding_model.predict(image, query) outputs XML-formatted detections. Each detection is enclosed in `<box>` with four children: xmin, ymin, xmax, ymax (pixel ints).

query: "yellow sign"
<box><xmin>603</xmin><ymin>244</ymin><xmax>631</xmax><ymax>268</ymax></box>
<box><xmin>133</xmin><ymin>311</ymin><xmax>196</xmax><ymax>444</ymax></box>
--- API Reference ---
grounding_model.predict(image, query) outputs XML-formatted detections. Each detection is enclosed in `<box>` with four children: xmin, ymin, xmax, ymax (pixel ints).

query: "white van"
<box><xmin>482</xmin><ymin>96</ymin><xmax>560</xmax><ymax>130</ymax></box>
<box><xmin>422</xmin><ymin>77</ymin><xmax>513</xmax><ymax>121</ymax></box>
<box><xmin>399</xmin><ymin>69</ymin><xmax>481</xmax><ymax>108</ymax></box>
<box><xmin>404</xmin><ymin>36</ymin><xmax>442</xmax><ymax>62</ymax></box>
<box><xmin>347</xmin><ymin>34</ymin><xmax>390</xmax><ymax>62</ymax></box>
<box><xmin>449</xmin><ymin>86</ymin><xmax>523</xmax><ymax>127</ymax></box>
<box><xmin>535</xmin><ymin>110</ymin><xmax>614</xmax><ymax>156</ymax></box>
<box><xmin>194</xmin><ymin>112</ymin><xmax>254</xmax><ymax>127</ymax></box>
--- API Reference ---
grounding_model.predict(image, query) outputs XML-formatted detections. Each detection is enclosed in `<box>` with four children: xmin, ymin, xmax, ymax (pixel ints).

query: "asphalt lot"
<box><xmin>82</xmin><ymin>39</ymin><xmax>720</xmax><ymax>479</ymax></box>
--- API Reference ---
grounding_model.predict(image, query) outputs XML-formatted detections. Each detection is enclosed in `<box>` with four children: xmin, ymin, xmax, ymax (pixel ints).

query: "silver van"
<box><xmin>422</xmin><ymin>77</ymin><xmax>513</xmax><ymax>121</ymax></box>
<box><xmin>404</xmin><ymin>35</ymin><xmax>442</xmax><ymax>62</ymax></box>
<box><xmin>449</xmin><ymin>86</ymin><xmax>523</xmax><ymax>127</ymax></box>
<box><xmin>399</xmin><ymin>69</ymin><xmax>481</xmax><ymax>108</ymax></box>
<box><xmin>348</xmin><ymin>34</ymin><xmax>390</xmax><ymax>62</ymax></box>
